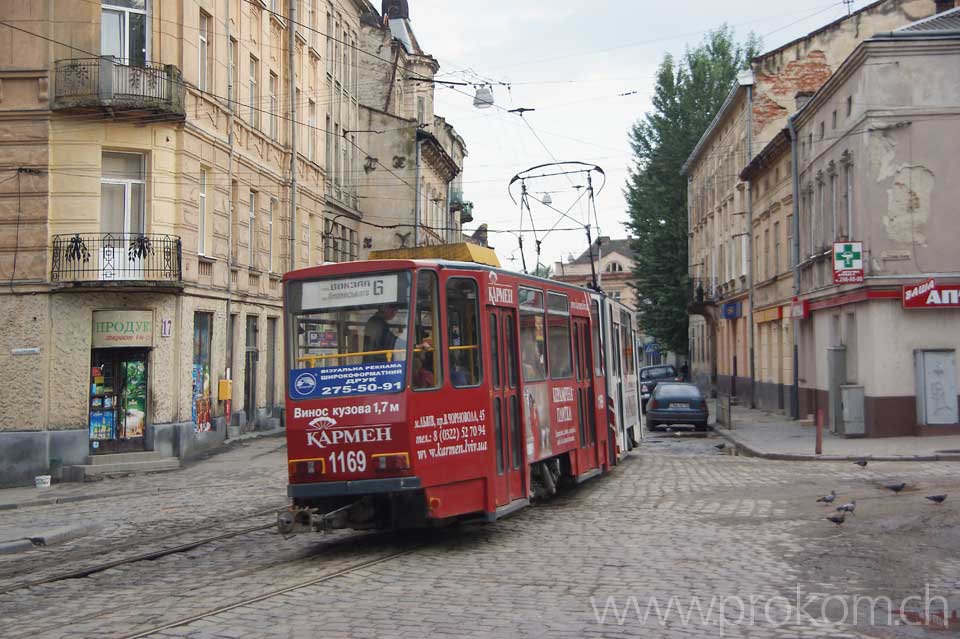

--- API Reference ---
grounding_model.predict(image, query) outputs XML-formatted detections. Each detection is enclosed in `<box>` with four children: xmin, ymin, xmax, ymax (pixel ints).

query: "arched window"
<box><xmin>605</xmin><ymin>262</ymin><xmax>623</xmax><ymax>273</ymax></box>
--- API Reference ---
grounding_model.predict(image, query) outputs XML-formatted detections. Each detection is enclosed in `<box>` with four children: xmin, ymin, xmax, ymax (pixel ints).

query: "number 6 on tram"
<box><xmin>279</xmin><ymin>258</ymin><xmax>641</xmax><ymax>534</ymax></box>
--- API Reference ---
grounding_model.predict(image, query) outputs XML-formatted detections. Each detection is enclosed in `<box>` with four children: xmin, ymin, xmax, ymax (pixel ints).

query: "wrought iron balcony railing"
<box><xmin>53</xmin><ymin>58</ymin><xmax>185</xmax><ymax>120</ymax></box>
<box><xmin>689</xmin><ymin>277</ymin><xmax>720</xmax><ymax>305</ymax></box>
<box><xmin>51</xmin><ymin>233</ymin><xmax>182</xmax><ymax>284</ymax></box>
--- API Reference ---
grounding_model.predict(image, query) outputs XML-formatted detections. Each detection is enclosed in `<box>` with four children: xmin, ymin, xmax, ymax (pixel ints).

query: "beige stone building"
<box><xmin>789</xmin><ymin>7</ymin><xmax>960</xmax><ymax>436</ymax></box>
<box><xmin>739</xmin><ymin>131</ymin><xmax>794</xmax><ymax>413</ymax></box>
<box><xmin>0</xmin><ymin>0</ymin><xmax>472</xmax><ymax>485</ymax></box>
<box><xmin>552</xmin><ymin>238</ymin><xmax>673</xmax><ymax>366</ymax></box>
<box><xmin>355</xmin><ymin>8</ymin><xmax>468</xmax><ymax>253</ymax></box>
<box><xmin>683</xmin><ymin>0</ymin><xmax>937</xmax><ymax>406</ymax></box>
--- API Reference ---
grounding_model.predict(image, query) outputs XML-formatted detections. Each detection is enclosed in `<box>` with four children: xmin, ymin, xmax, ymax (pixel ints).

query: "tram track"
<box><xmin>120</xmin><ymin>547</ymin><xmax>421</xmax><ymax>639</ymax></box>
<box><xmin>0</xmin><ymin>505</ymin><xmax>283</xmax><ymax>594</ymax></box>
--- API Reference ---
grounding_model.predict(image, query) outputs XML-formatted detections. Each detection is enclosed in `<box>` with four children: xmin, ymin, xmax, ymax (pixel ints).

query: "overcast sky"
<box><xmin>405</xmin><ymin>0</ymin><xmax>861</xmax><ymax>270</ymax></box>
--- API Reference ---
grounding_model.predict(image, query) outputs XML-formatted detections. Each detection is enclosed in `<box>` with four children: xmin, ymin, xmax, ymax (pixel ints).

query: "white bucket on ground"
<box><xmin>35</xmin><ymin>475</ymin><xmax>51</xmax><ymax>490</ymax></box>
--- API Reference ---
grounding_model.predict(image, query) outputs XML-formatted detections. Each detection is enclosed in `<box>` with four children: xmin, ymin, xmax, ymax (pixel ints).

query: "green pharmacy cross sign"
<box><xmin>833</xmin><ymin>241</ymin><xmax>864</xmax><ymax>284</ymax></box>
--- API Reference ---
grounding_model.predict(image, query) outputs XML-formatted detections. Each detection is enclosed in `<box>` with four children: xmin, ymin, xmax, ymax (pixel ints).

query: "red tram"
<box><xmin>279</xmin><ymin>259</ymin><xmax>641</xmax><ymax>533</ymax></box>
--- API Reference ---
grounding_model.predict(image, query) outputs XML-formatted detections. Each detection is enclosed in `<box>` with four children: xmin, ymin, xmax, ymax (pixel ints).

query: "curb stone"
<box><xmin>714</xmin><ymin>429</ymin><xmax>960</xmax><ymax>462</ymax></box>
<box><xmin>0</xmin><ymin>539</ymin><xmax>35</xmax><ymax>555</ymax></box>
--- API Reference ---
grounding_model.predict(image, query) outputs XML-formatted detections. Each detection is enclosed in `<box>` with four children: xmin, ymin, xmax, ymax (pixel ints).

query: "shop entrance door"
<box><xmin>244</xmin><ymin>316</ymin><xmax>259</xmax><ymax>427</ymax></box>
<box><xmin>89</xmin><ymin>349</ymin><xmax>148</xmax><ymax>455</ymax></box>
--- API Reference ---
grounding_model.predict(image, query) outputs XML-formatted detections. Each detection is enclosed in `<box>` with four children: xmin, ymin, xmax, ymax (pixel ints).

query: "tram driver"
<box><xmin>363</xmin><ymin>305</ymin><xmax>399</xmax><ymax>363</ymax></box>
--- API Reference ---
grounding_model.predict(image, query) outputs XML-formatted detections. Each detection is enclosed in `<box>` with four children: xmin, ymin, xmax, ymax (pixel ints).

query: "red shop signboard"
<box><xmin>902</xmin><ymin>278</ymin><xmax>960</xmax><ymax>309</ymax></box>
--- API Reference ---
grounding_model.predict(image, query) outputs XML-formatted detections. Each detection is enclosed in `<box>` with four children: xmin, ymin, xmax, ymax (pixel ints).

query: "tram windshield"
<box><xmin>286</xmin><ymin>272</ymin><xmax>412</xmax><ymax>399</ymax></box>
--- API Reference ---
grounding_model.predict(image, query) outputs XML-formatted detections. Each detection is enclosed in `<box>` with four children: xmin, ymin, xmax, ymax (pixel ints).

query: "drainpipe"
<box><xmin>414</xmin><ymin>138</ymin><xmax>423</xmax><ymax>246</ymax></box>
<box><xmin>288</xmin><ymin>0</ymin><xmax>298</xmax><ymax>268</ymax></box>
<box><xmin>445</xmin><ymin>180</ymin><xmax>453</xmax><ymax>244</ymax></box>
<box><xmin>225</xmin><ymin>0</ymin><xmax>235</xmax><ymax>408</ymax></box>
<box><xmin>788</xmin><ymin>115</ymin><xmax>801</xmax><ymax>420</ymax></box>
<box><xmin>746</xmin><ymin>84</ymin><xmax>756</xmax><ymax>409</ymax></box>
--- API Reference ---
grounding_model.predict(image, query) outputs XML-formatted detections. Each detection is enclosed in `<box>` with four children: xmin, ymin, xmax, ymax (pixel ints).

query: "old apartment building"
<box><xmin>0</xmin><ymin>0</ymin><xmax>471</xmax><ymax>485</ymax></box>
<box><xmin>684</xmin><ymin>0</ymin><xmax>937</xmax><ymax>408</ymax></box>
<box><xmin>787</xmin><ymin>7</ymin><xmax>960</xmax><ymax>436</ymax></box>
<box><xmin>356</xmin><ymin>5</ymin><xmax>468</xmax><ymax>252</ymax></box>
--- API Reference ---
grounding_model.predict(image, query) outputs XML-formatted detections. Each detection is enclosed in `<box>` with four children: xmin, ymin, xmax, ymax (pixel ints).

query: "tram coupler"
<box><xmin>277</xmin><ymin>500</ymin><xmax>372</xmax><ymax>536</ymax></box>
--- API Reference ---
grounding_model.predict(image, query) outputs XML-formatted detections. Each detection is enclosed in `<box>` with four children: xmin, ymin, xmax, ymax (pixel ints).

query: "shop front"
<box><xmin>88</xmin><ymin>310</ymin><xmax>153</xmax><ymax>455</ymax></box>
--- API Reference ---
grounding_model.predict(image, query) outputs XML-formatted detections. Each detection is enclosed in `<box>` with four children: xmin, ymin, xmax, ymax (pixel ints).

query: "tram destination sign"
<box><xmin>301</xmin><ymin>274</ymin><xmax>400</xmax><ymax>310</ymax></box>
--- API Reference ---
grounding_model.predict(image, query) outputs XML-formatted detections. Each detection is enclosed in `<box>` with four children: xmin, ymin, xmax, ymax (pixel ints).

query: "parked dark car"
<box><xmin>645</xmin><ymin>383</ymin><xmax>709</xmax><ymax>432</ymax></box>
<box><xmin>639</xmin><ymin>364</ymin><xmax>682</xmax><ymax>413</ymax></box>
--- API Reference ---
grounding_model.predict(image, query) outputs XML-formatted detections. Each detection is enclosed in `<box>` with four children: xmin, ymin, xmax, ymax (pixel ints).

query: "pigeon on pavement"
<box><xmin>826</xmin><ymin>513</ymin><xmax>846</xmax><ymax>526</ymax></box>
<box><xmin>854</xmin><ymin>459</ymin><xmax>868</xmax><ymax>468</ymax></box>
<box><xmin>816</xmin><ymin>490</ymin><xmax>837</xmax><ymax>504</ymax></box>
<box><xmin>926</xmin><ymin>494</ymin><xmax>948</xmax><ymax>505</ymax></box>
<box><xmin>885</xmin><ymin>483</ymin><xmax>907</xmax><ymax>495</ymax></box>
<box><xmin>836</xmin><ymin>500</ymin><xmax>856</xmax><ymax>515</ymax></box>
<box><xmin>714</xmin><ymin>443</ymin><xmax>726</xmax><ymax>450</ymax></box>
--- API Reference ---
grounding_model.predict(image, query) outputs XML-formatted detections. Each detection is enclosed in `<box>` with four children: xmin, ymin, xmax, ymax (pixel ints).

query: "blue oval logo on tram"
<box><xmin>294</xmin><ymin>373</ymin><xmax>317</xmax><ymax>396</ymax></box>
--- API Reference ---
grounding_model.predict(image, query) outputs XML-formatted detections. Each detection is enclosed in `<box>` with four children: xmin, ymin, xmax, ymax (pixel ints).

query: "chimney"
<box><xmin>795</xmin><ymin>91</ymin><xmax>816</xmax><ymax>111</ymax></box>
<box><xmin>935</xmin><ymin>0</ymin><xmax>956</xmax><ymax>13</ymax></box>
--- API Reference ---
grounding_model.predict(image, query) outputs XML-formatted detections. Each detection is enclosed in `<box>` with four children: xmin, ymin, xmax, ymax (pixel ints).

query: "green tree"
<box><xmin>625</xmin><ymin>26</ymin><xmax>759</xmax><ymax>354</ymax></box>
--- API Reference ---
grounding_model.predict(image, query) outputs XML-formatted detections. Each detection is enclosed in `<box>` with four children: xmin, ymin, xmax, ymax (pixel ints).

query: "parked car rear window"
<box><xmin>641</xmin><ymin>366</ymin><xmax>677</xmax><ymax>380</ymax></box>
<box><xmin>654</xmin><ymin>384</ymin><xmax>701</xmax><ymax>399</ymax></box>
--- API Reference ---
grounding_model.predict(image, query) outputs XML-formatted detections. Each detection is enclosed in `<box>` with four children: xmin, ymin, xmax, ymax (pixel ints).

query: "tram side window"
<box><xmin>412</xmin><ymin>271</ymin><xmax>441</xmax><ymax>390</ymax></box>
<box><xmin>591</xmin><ymin>300</ymin><xmax>604</xmax><ymax>377</ymax></box>
<box><xmin>547</xmin><ymin>292</ymin><xmax>572</xmax><ymax>379</ymax></box>
<box><xmin>519</xmin><ymin>288</ymin><xmax>546</xmax><ymax>382</ymax></box>
<box><xmin>447</xmin><ymin>278</ymin><xmax>482</xmax><ymax>387</ymax></box>
<box><xmin>621</xmin><ymin>310</ymin><xmax>634</xmax><ymax>376</ymax></box>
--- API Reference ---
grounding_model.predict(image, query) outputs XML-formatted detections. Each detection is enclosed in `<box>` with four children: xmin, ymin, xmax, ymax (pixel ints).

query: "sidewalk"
<box><xmin>713</xmin><ymin>402</ymin><xmax>960</xmax><ymax>462</ymax></box>
<box><xmin>0</xmin><ymin>427</ymin><xmax>285</xmax><ymax>512</ymax></box>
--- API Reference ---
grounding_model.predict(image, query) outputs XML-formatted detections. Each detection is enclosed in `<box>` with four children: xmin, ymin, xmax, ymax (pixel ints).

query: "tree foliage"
<box><xmin>625</xmin><ymin>26</ymin><xmax>759</xmax><ymax>355</ymax></box>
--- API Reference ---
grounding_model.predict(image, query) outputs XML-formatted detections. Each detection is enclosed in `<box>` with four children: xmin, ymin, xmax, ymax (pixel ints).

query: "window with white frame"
<box><xmin>101</xmin><ymin>0</ymin><xmax>148</xmax><ymax>66</ymax></box>
<box><xmin>249</xmin><ymin>56</ymin><xmax>260</xmax><ymax>130</ymax></box>
<box><xmin>198</xmin><ymin>168</ymin><xmax>207</xmax><ymax>255</ymax></box>
<box><xmin>308</xmin><ymin>100</ymin><xmax>317</xmax><ymax>161</ymax></box>
<box><xmin>228</xmin><ymin>37</ymin><xmax>238</xmax><ymax>106</ymax></box>
<box><xmin>326</xmin><ymin>11</ymin><xmax>334</xmax><ymax>75</ymax></box>
<box><xmin>307</xmin><ymin>0</ymin><xmax>316</xmax><ymax>49</ymax></box>
<box><xmin>198</xmin><ymin>11</ymin><xmax>211</xmax><ymax>91</ymax></box>
<box><xmin>269</xmin><ymin>72</ymin><xmax>278</xmax><ymax>141</ymax></box>
<box><xmin>844</xmin><ymin>163</ymin><xmax>853</xmax><ymax>240</ymax></box>
<box><xmin>101</xmin><ymin>152</ymin><xmax>146</xmax><ymax>235</ymax></box>
<box><xmin>249</xmin><ymin>190</ymin><xmax>257</xmax><ymax>267</ymax></box>
<box><xmin>325</xmin><ymin>115</ymin><xmax>332</xmax><ymax>185</ymax></box>
<box><xmin>268</xmin><ymin>197</ymin><xmax>276</xmax><ymax>272</ymax></box>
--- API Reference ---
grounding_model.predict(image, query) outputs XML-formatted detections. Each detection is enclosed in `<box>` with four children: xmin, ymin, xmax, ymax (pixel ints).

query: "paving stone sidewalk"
<box><xmin>713</xmin><ymin>402</ymin><xmax>960</xmax><ymax>461</ymax></box>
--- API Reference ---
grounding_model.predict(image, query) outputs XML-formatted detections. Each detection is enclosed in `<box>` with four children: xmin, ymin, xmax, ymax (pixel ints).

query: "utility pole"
<box><xmin>788</xmin><ymin>115</ymin><xmax>802</xmax><ymax>420</ymax></box>
<box><xmin>746</xmin><ymin>82</ymin><xmax>756</xmax><ymax>409</ymax></box>
<box><xmin>288</xmin><ymin>0</ymin><xmax>298</xmax><ymax>268</ymax></box>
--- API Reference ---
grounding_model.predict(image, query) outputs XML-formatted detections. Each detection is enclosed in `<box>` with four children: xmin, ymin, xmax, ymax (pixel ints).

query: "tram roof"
<box><xmin>285</xmin><ymin>259</ymin><xmax>636</xmax><ymax>314</ymax></box>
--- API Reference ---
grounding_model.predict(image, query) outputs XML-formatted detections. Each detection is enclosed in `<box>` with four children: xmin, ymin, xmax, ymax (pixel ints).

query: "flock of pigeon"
<box><xmin>817</xmin><ymin>459</ymin><xmax>948</xmax><ymax>527</ymax></box>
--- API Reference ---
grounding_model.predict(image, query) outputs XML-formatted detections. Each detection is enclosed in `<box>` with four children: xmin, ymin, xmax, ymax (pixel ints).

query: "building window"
<box><xmin>249</xmin><ymin>56</ymin><xmax>260</xmax><ymax>130</ymax></box>
<box><xmin>832</xmin><ymin>110</ymin><xmax>837</xmax><ymax>130</ymax></box>
<box><xmin>268</xmin><ymin>197</ymin><xmax>277</xmax><ymax>272</ymax></box>
<box><xmin>192</xmin><ymin>312</ymin><xmax>213</xmax><ymax>433</ymax></box>
<box><xmin>326</xmin><ymin>12</ymin><xmax>334</xmax><ymax>76</ymax></box>
<box><xmin>786</xmin><ymin>214</ymin><xmax>794</xmax><ymax>267</ymax></box>
<box><xmin>198</xmin><ymin>11</ymin><xmax>211</xmax><ymax>91</ymax></box>
<box><xmin>308</xmin><ymin>100</ymin><xmax>317</xmax><ymax>161</ymax></box>
<box><xmin>269</xmin><ymin>72</ymin><xmax>279</xmax><ymax>141</ymax></box>
<box><xmin>325</xmin><ymin>115</ymin><xmax>332</xmax><ymax>186</ymax></box>
<box><xmin>447</xmin><ymin>279</ymin><xmax>482</xmax><ymax>388</ymax></box>
<box><xmin>846</xmin><ymin>96</ymin><xmax>852</xmax><ymax>117</ymax></box>
<box><xmin>830</xmin><ymin>172</ymin><xmax>838</xmax><ymax>240</ymax></box>
<box><xmin>100</xmin><ymin>0</ymin><xmax>148</xmax><ymax>66</ymax></box>
<box><xmin>249</xmin><ymin>190</ymin><xmax>257</xmax><ymax>267</ymax></box>
<box><xmin>819</xmin><ymin>121</ymin><xmax>825</xmax><ymax>140</ymax></box>
<box><xmin>198</xmin><ymin>168</ymin><xmax>207</xmax><ymax>255</ymax></box>
<box><xmin>307</xmin><ymin>0</ymin><xmax>316</xmax><ymax>49</ymax></box>
<box><xmin>774</xmin><ymin>221</ymin><xmax>781</xmax><ymax>275</ymax></box>
<box><xmin>764</xmin><ymin>228</ymin><xmax>770</xmax><ymax>280</ymax></box>
<box><xmin>605</xmin><ymin>261</ymin><xmax>623</xmax><ymax>273</ymax></box>
<box><xmin>228</xmin><ymin>37</ymin><xmax>238</xmax><ymax>106</ymax></box>
<box><xmin>101</xmin><ymin>152</ymin><xmax>145</xmax><ymax>235</ymax></box>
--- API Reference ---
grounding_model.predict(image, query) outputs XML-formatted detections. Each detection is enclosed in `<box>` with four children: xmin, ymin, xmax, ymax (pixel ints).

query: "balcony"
<box><xmin>51</xmin><ymin>233</ymin><xmax>182</xmax><ymax>285</ymax></box>
<box><xmin>450</xmin><ymin>191</ymin><xmax>474</xmax><ymax>224</ymax></box>
<box><xmin>53</xmin><ymin>58</ymin><xmax>185</xmax><ymax>121</ymax></box>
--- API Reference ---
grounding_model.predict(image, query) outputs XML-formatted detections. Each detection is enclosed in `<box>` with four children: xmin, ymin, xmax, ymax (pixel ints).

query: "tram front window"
<box><xmin>287</xmin><ymin>272</ymin><xmax>412</xmax><ymax>399</ymax></box>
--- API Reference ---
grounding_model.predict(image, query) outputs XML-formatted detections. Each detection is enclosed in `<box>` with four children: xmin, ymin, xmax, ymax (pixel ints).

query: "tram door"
<box><xmin>573</xmin><ymin>317</ymin><xmax>599</xmax><ymax>472</ymax></box>
<box><xmin>488</xmin><ymin>307</ymin><xmax>525</xmax><ymax>507</ymax></box>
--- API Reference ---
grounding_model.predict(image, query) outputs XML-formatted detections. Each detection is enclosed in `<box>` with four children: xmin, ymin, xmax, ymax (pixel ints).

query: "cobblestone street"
<box><xmin>2</xmin><ymin>434</ymin><xmax>959</xmax><ymax>638</ymax></box>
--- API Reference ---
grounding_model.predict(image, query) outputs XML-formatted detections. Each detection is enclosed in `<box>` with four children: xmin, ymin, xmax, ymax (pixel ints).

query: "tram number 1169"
<box><xmin>329</xmin><ymin>450</ymin><xmax>367</xmax><ymax>473</ymax></box>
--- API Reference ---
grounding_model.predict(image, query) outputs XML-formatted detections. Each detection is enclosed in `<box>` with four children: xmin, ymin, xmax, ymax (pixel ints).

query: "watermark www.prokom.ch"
<box><xmin>591</xmin><ymin>586</ymin><xmax>959</xmax><ymax>632</ymax></box>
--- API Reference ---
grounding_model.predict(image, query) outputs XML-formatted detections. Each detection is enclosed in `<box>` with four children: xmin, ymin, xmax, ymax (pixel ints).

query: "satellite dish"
<box><xmin>473</xmin><ymin>85</ymin><xmax>494</xmax><ymax>109</ymax></box>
